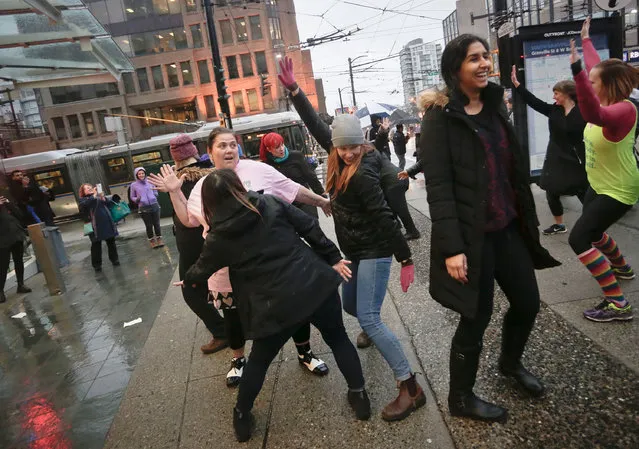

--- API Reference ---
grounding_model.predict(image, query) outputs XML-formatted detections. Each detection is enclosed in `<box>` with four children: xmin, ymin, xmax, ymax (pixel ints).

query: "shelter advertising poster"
<box><xmin>522</xmin><ymin>34</ymin><xmax>609</xmax><ymax>173</ymax></box>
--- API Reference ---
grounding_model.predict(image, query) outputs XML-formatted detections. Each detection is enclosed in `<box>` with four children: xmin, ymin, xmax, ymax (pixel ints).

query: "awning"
<box><xmin>0</xmin><ymin>0</ymin><xmax>133</xmax><ymax>89</ymax></box>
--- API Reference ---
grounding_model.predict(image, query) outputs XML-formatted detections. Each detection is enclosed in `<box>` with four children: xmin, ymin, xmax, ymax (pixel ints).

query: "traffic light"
<box><xmin>215</xmin><ymin>66</ymin><xmax>230</xmax><ymax>102</ymax></box>
<box><xmin>260</xmin><ymin>74</ymin><xmax>271</xmax><ymax>96</ymax></box>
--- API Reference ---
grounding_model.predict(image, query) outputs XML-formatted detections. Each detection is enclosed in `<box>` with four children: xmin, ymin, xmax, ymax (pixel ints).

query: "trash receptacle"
<box><xmin>46</xmin><ymin>226</ymin><xmax>69</xmax><ymax>268</ymax></box>
<box><xmin>28</xmin><ymin>223</ymin><xmax>66</xmax><ymax>296</ymax></box>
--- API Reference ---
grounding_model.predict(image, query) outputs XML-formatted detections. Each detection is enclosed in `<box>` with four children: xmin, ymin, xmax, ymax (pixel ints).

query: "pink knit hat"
<box><xmin>169</xmin><ymin>134</ymin><xmax>198</xmax><ymax>162</ymax></box>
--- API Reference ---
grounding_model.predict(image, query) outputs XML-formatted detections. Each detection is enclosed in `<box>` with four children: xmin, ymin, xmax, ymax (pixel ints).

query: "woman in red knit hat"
<box><xmin>260</xmin><ymin>132</ymin><xmax>325</xmax><ymax>217</ymax></box>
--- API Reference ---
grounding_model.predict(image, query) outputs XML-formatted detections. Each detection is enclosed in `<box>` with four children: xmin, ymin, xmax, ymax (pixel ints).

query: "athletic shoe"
<box><xmin>233</xmin><ymin>407</ymin><xmax>253</xmax><ymax>442</ymax></box>
<box><xmin>542</xmin><ymin>224</ymin><xmax>567</xmax><ymax>235</ymax></box>
<box><xmin>583</xmin><ymin>300</ymin><xmax>633</xmax><ymax>322</ymax></box>
<box><xmin>226</xmin><ymin>356</ymin><xmax>245</xmax><ymax>387</ymax></box>
<box><xmin>347</xmin><ymin>389</ymin><xmax>371</xmax><ymax>420</ymax></box>
<box><xmin>298</xmin><ymin>351</ymin><xmax>329</xmax><ymax>376</ymax></box>
<box><xmin>612</xmin><ymin>266</ymin><xmax>636</xmax><ymax>280</ymax></box>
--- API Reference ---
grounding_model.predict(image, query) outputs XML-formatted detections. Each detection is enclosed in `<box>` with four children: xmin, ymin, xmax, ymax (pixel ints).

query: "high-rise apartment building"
<box><xmin>400</xmin><ymin>39</ymin><xmax>442</xmax><ymax>105</ymax></box>
<box><xmin>39</xmin><ymin>0</ymin><xmax>319</xmax><ymax>148</ymax></box>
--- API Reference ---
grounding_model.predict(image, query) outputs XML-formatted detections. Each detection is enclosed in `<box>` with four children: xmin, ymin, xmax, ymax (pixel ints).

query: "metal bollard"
<box><xmin>27</xmin><ymin>223</ymin><xmax>66</xmax><ymax>295</ymax></box>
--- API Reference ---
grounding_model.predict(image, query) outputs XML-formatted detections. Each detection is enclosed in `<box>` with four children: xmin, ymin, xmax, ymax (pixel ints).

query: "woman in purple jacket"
<box><xmin>130</xmin><ymin>167</ymin><xmax>164</xmax><ymax>248</ymax></box>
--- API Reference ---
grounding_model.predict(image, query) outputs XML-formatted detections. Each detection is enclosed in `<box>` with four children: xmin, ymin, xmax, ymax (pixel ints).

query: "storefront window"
<box><xmin>247</xmin><ymin>88</ymin><xmax>259</xmax><ymax>112</ymax></box>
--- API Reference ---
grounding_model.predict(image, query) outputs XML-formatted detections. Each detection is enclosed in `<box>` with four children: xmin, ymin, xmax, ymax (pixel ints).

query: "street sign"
<box><xmin>498</xmin><ymin>22</ymin><xmax>515</xmax><ymax>38</ymax></box>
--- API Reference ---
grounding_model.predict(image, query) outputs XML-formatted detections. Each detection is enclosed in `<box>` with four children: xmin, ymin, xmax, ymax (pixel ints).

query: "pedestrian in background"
<box><xmin>79</xmin><ymin>184</ymin><xmax>120</xmax><ymax>272</ymax></box>
<box><xmin>392</xmin><ymin>124</ymin><xmax>408</xmax><ymax>170</ymax></box>
<box><xmin>130</xmin><ymin>167</ymin><xmax>164</xmax><ymax>248</ymax></box>
<box><xmin>420</xmin><ymin>34</ymin><xmax>560</xmax><ymax>424</ymax></box>
<box><xmin>0</xmin><ymin>195</ymin><xmax>31</xmax><ymax>304</ymax></box>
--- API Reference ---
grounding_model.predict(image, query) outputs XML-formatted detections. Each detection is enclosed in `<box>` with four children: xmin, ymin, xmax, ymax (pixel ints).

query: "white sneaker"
<box><xmin>226</xmin><ymin>357</ymin><xmax>245</xmax><ymax>388</ymax></box>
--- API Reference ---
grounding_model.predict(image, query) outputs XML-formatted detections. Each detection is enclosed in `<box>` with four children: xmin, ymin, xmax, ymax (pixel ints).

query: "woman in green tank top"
<box><xmin>568</xmin><ymin>18</ymin><xmax>639</xmax><ymax>323</ymax></box>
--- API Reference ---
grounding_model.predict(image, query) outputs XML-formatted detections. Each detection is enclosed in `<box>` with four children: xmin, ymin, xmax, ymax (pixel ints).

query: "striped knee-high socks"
<box><xmin>578</xmin><ymin>248</ymin><xmax>627</xmax><ymax>307</ymax></box>
<box><xmin>593</xmin><ymin>233</ymin><xmax>630</xmax><ymax>269</ymax></box>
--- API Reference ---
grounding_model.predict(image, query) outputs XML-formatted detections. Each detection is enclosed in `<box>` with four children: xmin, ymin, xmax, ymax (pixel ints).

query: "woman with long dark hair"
<box><xmin>324</xmin><ymin>114</ymin><xmax>424</xmax><ymax>422</ymax></box>
<box><xmin>568</xmin><ymin>18</ymin><xmax>639</xmax><ymax>322</ymax></box>
<box><xmin>511</xmin><ymin>70</ymin><xmax>588</xmax><ymax>234</ymax></box>
<box><xmin>183</xmin><ymin>169</ymin><xmax>369</xmax><ymax>442</ymax></box>
<box><xmin>419</xmin><ymin>34</ymin><xmax>560</xmax><ymax>423</ymax></box>
<box><xmin>259</xmin><ymin>132</ymin><xmax>324</xmax><ymax>217</ymax></box>
<box><xmin>78</xmin><ymin>183</ymin><xmax>120</xmax><ymax>272</ymax></box>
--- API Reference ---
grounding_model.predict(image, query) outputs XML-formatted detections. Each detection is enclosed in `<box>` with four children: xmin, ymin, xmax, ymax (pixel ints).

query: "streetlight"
<box><xmin>348</xmin><ymin>55</ymin><xmax>367</xmax><ymax>110</ymax></box>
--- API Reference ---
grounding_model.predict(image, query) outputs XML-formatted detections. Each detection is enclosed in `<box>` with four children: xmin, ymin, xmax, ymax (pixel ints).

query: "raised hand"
<box><xmin>332</xmin><ymin>259</ymin><xmax>352</xmax><ymax>282</ymax></box>
<box><xmin>581</xmin><ymin>16</ymin><xmax>590</xmax><ymax>41</ymax></box>
<box><xmin>277</xmin><ymin>56</ymin><xmax>297</xmax><ymax>91</ymax></box>
<box><xmin>148</xmin><ymin>164</ymin><xmax>184</xmax><ymax>193</ymax></box>
<box><xmin>511</xmin><ymin>65</ymin><xmax>520</xmax><ymax>88</ymax></box>
<box><xmin>569</xmin><ymin>39</ymin><xmax>579</xmax><ymax>65</ymax></box>
<box><xmin>380</xmin><ymin>117</ymin><xmax>391</xmax><ymax>131</ymax></box>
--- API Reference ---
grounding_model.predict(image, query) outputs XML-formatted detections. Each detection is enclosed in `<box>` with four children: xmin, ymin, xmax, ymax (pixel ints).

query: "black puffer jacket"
<box><xmin>0</xmin><ymin>201</ymin><xmax>26</xmax><ymax>249</ymax></box>
<box><xmin>264</xmin><ymin>150</ymin><xmax>324</xmax><ymax>217</ymax></box>
<box><xmin>185</xmin><ymin>192</ymin><xmax>342</xmax><ymax>339</ymax></box>
<box><xmin>419</xmin><ymin>83</ymin><xmax>560</xmax><ymax>320</ymax></box>
<box><xmin>289</xmin><ymin>89</ymin><xmax>409</xmax><ymax>194</ymax></box>
<box><xmin>329</xmin><ymin>150</ymin><xmax>411</xmax><ymax>262</ymax></box>
<box><xmin>514</xmin><ymin>86</ymin><xmax>588</xmax><ymax>195</ymax></box>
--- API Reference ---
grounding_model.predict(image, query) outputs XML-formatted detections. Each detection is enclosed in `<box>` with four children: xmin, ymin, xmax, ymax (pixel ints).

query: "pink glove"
<box><xmin>277</xmin><ymin>56</ymin><xmax>297</xmax><ymax>91</ymax></box>
<box><xmin>400</xmin><ymin>264</ymin><xmax>415</xmax><ymax>293</ymax></box>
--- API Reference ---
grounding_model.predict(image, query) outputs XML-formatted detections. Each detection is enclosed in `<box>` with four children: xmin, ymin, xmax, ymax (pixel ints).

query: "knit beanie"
<box><xmin>169</xmin><ymin>134</ymin><xmax>199</xmax><ymax>162</ymax></box>
<box><xmin>331</xmin><ymin>114</ymin><xmax>365</xmax><ymax>147</ymax></box>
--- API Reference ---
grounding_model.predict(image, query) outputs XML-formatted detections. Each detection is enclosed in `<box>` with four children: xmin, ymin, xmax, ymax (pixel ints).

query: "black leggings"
<box><xmin>223</xmin><ymin>306</ymin><xmax>312</xmax><ymax>351</ymax></box>
<box><xmin>236</xmin><ymin>292</ymin><xmax>365</xmax><ymax>412</ymax></box>
<box><xmin>568</xmin><ymin>188</ymin><xmax>632</xmax><ymax>255</ymax></box>
<box><xmin>545</xmin><ymin>189</ymin><xmax>586</xmax><ymax>217</ymax></box>
<box><xmin>386</xmin><ymin>182</ymin><xmax>418</xmax><ymax>234</ymax></box>
<box><xmin>90</xmin><ymin>238</ymin><xmax>119</xmax><ymax>268</ymax></box>
<box><xmin>1</xmin><ymin>241</ymin><xmax>24</xmax><ymax>290</ymax></box>
<box><xmin>453</xmin><ymin>223</ymin><xmax>540</xmax><ymax>360</ymax></box>
<box><xmin>140</xmin><ymin>207</ymin><xmax>161</xmax><ymax>239</ymax></box>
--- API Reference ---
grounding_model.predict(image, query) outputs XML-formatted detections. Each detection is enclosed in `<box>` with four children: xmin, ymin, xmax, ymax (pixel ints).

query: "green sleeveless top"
<box><xmin>583</xmin><ymin>101</ymin><xmax>639</xmax><ymax>205</ymax></box>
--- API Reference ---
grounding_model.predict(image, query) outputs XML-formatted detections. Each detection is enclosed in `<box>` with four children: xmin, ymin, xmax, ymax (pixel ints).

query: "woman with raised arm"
<box><xmin>511</xmin><ymin>67</ymin><xmax>588</xmax><ymax>235</ymax></box>
<box><xmin>568</xmin><ymin>17</ymin><xmax>639</xmax><ymax>322</ymax></box>
<box><xmin>419</xmin><ymin>34</ymin><xmax>560</xmax><ymax>424</ymax></box>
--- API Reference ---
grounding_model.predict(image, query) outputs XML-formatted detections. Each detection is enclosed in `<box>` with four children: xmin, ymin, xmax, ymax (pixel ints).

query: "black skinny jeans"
<box><xmin>545</xmin><ymin>189</ymin><xmax>586</xmax><ymax>218</ymax></box>
<box><xmin>179</xmin><ymin>250</ymin><xmax>226</xmax><ymax>339</ymax></box>
<box><xmin>568</xmin><ymin>188</ymin><xmax>633</xmax><ymax>255</ymax></box>
<box><xmin>1</xmin><ymin>241</ymin><xmax>25</xmax><ymax>290</ymax></box>
<box><xmin>386</xmin><ymin>182</ymin><xmax>418</xmax><ymax>233</ymax></box>
<box><xmin>91</xmin><ymin>238</ymin><xmax>119</xmax><ymax>268</ymax></box>
<box><xmin>452</xmin><ymin>223</ymin><xmax>540</xmax><ymax>362</ymax></box>
<box><xmin>223</xmin><ymin>307</ymin><xmax>312</xmax><ymax>351</ymax></box>
<box><xmin>236</xmin><ymin>292</ymin><xmax>365</xmax><ymax>413</ymax></box>
<box><xmin>140</xmin><ymin>205</ymin><xmax>161</xmax><ymax>239</ymax></box>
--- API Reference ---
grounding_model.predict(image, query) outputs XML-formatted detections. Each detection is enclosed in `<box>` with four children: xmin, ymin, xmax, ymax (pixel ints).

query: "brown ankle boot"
<box><xmin>155</xmin><ymin>236</ymin><xmax>165</xmax><ymax>247</ymax></box>
<box><xmin>149</xmin><ymin>238</ymin><xmax>157</xmax><ymax>249</ymax></box>
<box><xmin>381</xmin><ymin>374</ymin><xmax>426</xmax><ymax>422</ymax></box>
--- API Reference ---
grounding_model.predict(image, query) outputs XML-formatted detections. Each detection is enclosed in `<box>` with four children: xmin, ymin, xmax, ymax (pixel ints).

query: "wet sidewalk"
<box><xmin>0</xmin><ymin>228</ymin><xmax>179</xmax><ymax>449</ymax></box>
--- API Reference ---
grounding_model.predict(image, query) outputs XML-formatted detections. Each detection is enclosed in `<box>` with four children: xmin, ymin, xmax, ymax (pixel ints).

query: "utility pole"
<box><xmin>203</xmin><ymin>0</ymin><xmax>232</xmax><ymax>129</ymax></box>
<box><xmin>338</xmin><ymin>88</ymin><xmax>344</xmax><ymax>112</ymax></box>
<box><xmin>348</xmin><ymin>57</ymin><xmax>357</xmax><ymax>110</ymax></box>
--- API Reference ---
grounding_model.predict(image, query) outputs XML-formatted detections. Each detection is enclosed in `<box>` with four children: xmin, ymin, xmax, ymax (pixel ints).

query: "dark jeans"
<box><xmin>396</xmin><ymin>153</ymin><xmax>406</xmax><ymax>170</ymax></box>
<box><xmin>568</xmin><ymin>188</ymin><xmax>633</xmax><ymax>255</ymax></box>
<box><xmin>179</xmin><ymin>252</ymin><xmax>225</xmax><ymax>339</ymax></box>
<box><xmin>236</xmin><ymin>292</ymin><xmax>365</xmax><ymax>413</ymax></box>
<box><xmin>223</xmin><ymin>306</ymin><xmax>312</xmax><ymax>351</ymax></box>
<box><xmin>452</xmin><ymin>223</ymin><xmax>540</xmax><ymax>361</ymax></box>
<box><xmin>545</xmin><ymin>189</ymin><xmax>586</xmax><ymax>217</ymax></box>
<box><xmin>91</xmin><ymin>238</ymin><xmax>119</xmax><ymax>268</ymax></box>
<box><xmin>140</xmin><ymin>204</ymin><xmax>161</xmax><ymax>239</ymax></box>
<box><xmin>1</xmin><ymin>241</ymin><xmax>24</xmax><ymax>290</ymax></box>
<box><xmin>386</xmin><ymin>182</ymin><xmax>418</xmax><ymax>233</ymax></box>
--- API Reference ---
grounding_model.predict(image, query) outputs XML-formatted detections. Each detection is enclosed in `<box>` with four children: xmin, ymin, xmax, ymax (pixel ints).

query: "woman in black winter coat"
<box><xmin>511</xmin><ymin>66</ymin><xmax>588</xmax><ymax>235</ymax></box>
<box><xmin>259</xmin><ymin>131</ymin><xmax>324</xmax><ymax>217</ymax></box>
<box><xmin>183</xmin><ymin>169</ymin><xmax>369</xmax><ymax>442</ymax></box>
<box><xmin>419</xmin><ymin>34</ymin><xmax>560</xmax><ymax>424</ymax></box>
<box><xmin>0</xmin><ymin>195</ymin><xmax>31</xmax><ymax>303</ymax></box>
<box><xmin>277</xmin><ymin>57</ymin><xmax>421</xmax><ymax>240</ymax></box>
<box><xmin>78</xmin><ymin>184</ymin><xmax>120</xmax><ymax>272</ymax></box>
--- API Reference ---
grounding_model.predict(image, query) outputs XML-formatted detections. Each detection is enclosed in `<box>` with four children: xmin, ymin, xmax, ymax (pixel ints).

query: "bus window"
<box><xmin>105</xmin><ymin>157</ymin><xmax>131</xmax><ymax>184</ymax></box>
<box><xmin>132</xmin><ymin>151</ymin><xmax>163</xmax><ymax>166</ymax></box>
<box><xmin>33</xmin><ymin>170</ymin><xmax>67</xmax><ymax>194</ymax></box>
<box><xmin>240</xmin><ymin>132</ymin><xmax>265</xmax><ymax>159</ymax></box>
<box><xmin>290</xmin><ymin>125</ymin><xmax>307</xmax><ymax>154</ymax></box>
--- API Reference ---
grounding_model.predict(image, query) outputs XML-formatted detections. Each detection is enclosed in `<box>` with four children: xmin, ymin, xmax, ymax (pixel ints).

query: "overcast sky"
<box><xmin>291</xmin><ymin>0</ymin><xmax>458</xmax><ymax>113</ymax></box>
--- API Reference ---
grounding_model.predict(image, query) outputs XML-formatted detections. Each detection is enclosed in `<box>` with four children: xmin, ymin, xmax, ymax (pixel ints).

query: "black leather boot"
<box><xmin>448</xmin><ymin>343</ymin><xmax>508</xmax><ymax>423</ymax></box>
<box><xmin>500</xmin><ymin>316</ymin><xmax>545</xmax><ymax>397</ymax></box>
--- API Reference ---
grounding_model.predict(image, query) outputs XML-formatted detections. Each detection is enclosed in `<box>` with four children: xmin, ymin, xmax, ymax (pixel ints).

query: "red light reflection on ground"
<box><xmin>20</xmin><ymin>394</ymin><xmax>71</xmax><ymax>448</ymax></box>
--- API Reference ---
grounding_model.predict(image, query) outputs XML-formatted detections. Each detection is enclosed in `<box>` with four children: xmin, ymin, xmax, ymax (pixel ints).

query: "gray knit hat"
<box><xmin>331</xmin><ymin>114</ymin><xmax>365</xmax><ymax>147</ymax></box>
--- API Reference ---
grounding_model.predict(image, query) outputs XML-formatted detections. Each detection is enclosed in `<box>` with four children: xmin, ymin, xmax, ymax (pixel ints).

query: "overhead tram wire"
<box><xmin>335</xmin><ymin>0</ymin><xmax>443</xmax><ymax>20</ymax></box>
<box><xmin>388</xmin><ymin>0</ymin><xmax>415</xmax><ymax>56</ymax></box>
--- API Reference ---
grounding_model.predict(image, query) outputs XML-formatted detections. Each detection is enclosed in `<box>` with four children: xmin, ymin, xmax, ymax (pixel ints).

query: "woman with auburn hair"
<box><xmin>325</xmin><ymin>113</ymin><xmax>424</xmax><ymax>423</ymax></box>
<box><xmin>78</xmin><ymin>183</ymin><xmax>120</xmax><ymax>272</ymax></box>
<box><xmin>568</xmin><ymin>17</ymin><xmax>639</xmax><ymax>322</ymax></box>
<box><xmin>259</xmin><ymin>132</ymin><xmax>325</xmax><ymax>217</ymax></box>
<box><xmin>511</xmin><ymin>70</ymin><xmax>588</xmax><ymax>235</ymax></box>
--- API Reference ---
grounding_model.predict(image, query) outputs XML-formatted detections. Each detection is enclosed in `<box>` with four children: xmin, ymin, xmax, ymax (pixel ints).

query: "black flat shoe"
<box><xmin>233</xmin><ymin>407</ymin><xmax>254</xmax><ymax>442</ymax></box>
<box><xmin>499</xmin><ymin>362</ymin><xmax>545</xmax><ymax>397</ymax></box>
<box><xmin>17</xmin><ymin>284</ymin><xmax>32</xmax><ymax>294</ymax></box>
<box><xmin>347</xmin><ymin>389</ymin><xmax>371</xmax><ymax>420</ymax></box>
<box><xmin>449</xmin><ymin>393</ymin><xmax>508</xmax><ymax>423</ymax></box>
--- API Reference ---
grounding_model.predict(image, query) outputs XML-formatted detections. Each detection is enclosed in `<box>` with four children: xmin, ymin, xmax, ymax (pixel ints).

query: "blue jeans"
<box><xmin>342</xmin><ymin>257</ymin><xmax>412</xmax><ymax>381</ymax></box>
